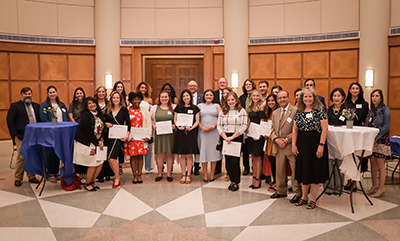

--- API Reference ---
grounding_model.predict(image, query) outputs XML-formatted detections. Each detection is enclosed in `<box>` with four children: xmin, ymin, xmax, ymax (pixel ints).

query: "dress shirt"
<box><xmin>24</xmin><ymin>103</ymin><xmax>37</xmax><ymax>123</ymax></box>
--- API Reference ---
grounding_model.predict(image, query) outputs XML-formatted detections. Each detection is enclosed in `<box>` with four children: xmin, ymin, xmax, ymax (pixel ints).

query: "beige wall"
<box><xmin>391</xmin><ymin>0</ymin><xmax>400</xmax><ymax>27</ymax></box>
<box><xmin>249</xmin><ymin>0</ymin><xmax>359</xmax><ymax>38</ymax></box>
<box><xmin>121</xmin><ymin>0</ymin><xmax>223</xmax><ymax>39</ymax></box>
<box><xmin>0</xmin><ymin>0</ymin><xmax>94</xmax><ymax>38</ymax></box>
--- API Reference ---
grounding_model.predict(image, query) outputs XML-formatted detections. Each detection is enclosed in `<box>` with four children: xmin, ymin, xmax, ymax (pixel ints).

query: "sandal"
<box><xmin>90</xmin><ymin>182</ymin><xmax>100</xmax><ymax>190</ymax></box>
<box><xmin>306</xmin><ymin>201</ymin><xmax>316</xmax><ymax>210</ymax></box>
<box><xmin>49</xmin><ymin>175</ymin><xmax>57</xmax><ymax>183</ymax></box>
<box><xmin>83</xmin><ymin>183</ymin><xmax>96</xmax><ymax>191</ymax></box>
<box><xmin>295</xmin><ymin>199</ymin><xmax>308</xmax><ymax>206</ymax></box>
<box><xmin>180</xmin><ymin>175</ymin><xmax>186</xmax><ymax>184</ymax></box>
<box><xmin>185</xmin><ymin>175</ymin><xmax>191</xmax><ymax>184</ymax></box>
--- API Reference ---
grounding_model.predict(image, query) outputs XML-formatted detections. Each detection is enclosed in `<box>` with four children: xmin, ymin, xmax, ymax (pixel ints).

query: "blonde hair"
<box><xmin>105</xmin><ymin>91</ymin><xmax>126</xmax><ymax>114</ymax></box>
<box><xmin>248</xmin><ymin>89</ymin><xmax>263</xmax><ymax>112</ymax></box>
<box><xmin>94</xmin><ymin>86</ymin><xmax>107</xmax><ymax>103</ymax></box>
<box><xmin>222</xmin><ymin>91</ymin><xmax>243</xmax><ymax>115</ymax></box>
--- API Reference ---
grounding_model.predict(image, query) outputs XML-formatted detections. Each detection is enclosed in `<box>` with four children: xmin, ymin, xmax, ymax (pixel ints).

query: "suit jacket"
<box><xmin>318</xmin><ymin>95</ymin><xmax>326</xmax><ymax>109</ymax></box>
<box><xmin>270</xmin><ymin>105</ymin><xmax>298</xmax><ymax>155</ymax></box>
<box><xmin>195</xmin><ymin>93</ymin><xmax>203</xmax><ymax>105</ymax></box>
<box><xmin>7</xmin><ymin>100</ymin><xmax>41</xmax><ymax>140</ymax></box>
<box><xmin>213</xmin><ymin>90</ymin><xmax>221</xmax><ymax>104</ymax></box>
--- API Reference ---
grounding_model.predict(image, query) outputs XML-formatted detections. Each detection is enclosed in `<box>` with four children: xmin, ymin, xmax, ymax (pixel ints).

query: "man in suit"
<box><xmin>270</xmin><ymin>90</ymin><xmax>301</xmax><ymax>203</ymax></box>
<box><xmin>7</xmin><ymin>87</ymin><xmax>41</xmax><ymax>186</ymax></box>
<box><xmin>188</xmin><ymin>80</ymin><xmax>203</xmax><ymax>175</ymax></box>
<box><xmin>304</xmin><ymin>78</ymin><xmax>326</xmax><ymax>108</ymax></box>
<box><xmin>213</xmin><ymin>77</ymin><xmax>227</xmax><ymax>104</ymax></box>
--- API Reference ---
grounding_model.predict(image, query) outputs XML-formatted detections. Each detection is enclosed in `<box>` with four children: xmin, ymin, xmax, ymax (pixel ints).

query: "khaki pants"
<box><xmin>275</xmin><ymin>151</ymin><xmax>301</xmax><ymax>196</ymax></box>
<box><xmin>14</xmin><ymin>137</ymin><xmax>35</xmax><ymax>181</ymax></box>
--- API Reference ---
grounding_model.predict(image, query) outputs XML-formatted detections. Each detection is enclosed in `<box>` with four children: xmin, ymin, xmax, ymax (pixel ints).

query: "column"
<box><xmin>95</xmin><ymin>0</ymin><xmax>121</xmax><ymax>88</ymax></box>
<box><xmin>359</xmin><ymin>0</ymin><xmax>390</xmax><ymax>102</ymax></box>
<box><xmin>224</xmin><ymin>0</ymin><xmax>249</xmax><ymax>95</ymax></box>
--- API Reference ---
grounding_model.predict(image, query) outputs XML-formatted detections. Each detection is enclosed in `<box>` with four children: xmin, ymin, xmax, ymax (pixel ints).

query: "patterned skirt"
<box><xmin>372</xmin><ymin>132</ymin><xmax>391</xmax><ymax>159</ymax></box>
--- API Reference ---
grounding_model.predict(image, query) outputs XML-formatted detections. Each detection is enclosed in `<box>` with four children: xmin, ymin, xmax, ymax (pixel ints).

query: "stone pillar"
<box><xmin>95</xmin><ymin>0</ymin><xmax>121</xmax><ymax>88</ymax></box>
<box><xmin>224</xmin><ymin>0</ymin><xmax>249</xmax><ymax>95</ymax></box>
<box><xmin>359</xmin><ymin>0</ymin><xmax>390</xmax><ymax>102</ymax></box>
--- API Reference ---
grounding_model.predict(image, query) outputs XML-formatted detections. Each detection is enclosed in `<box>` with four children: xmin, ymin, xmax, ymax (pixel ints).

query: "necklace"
<box><xmin>333</xmin><ymin>108</ymin><xmax>340</xmax><ymax>115</ymax></box>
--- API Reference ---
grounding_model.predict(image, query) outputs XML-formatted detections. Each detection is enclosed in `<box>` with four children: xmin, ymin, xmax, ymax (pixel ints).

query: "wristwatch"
<box><xmin>319</xmin><ymin>143</ymin><xmax>325</xmax><ymax>146</ymax></box>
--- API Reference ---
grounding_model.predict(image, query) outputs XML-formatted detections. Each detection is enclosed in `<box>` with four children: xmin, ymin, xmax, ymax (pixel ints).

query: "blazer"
<box><xmin>195</xmin><ymin>92</ymin><xmax>203</xmax><ymax>105</ymax></box>
<box><xmin>7</xmin><ymin>100</ymin><xmax>41</xmax><ymax>140</ymax></box>
<box><xmin>40</xmin><ymin>101</ymin><xmax>69</xmax><ymax>122</ymax></box>
<box><xmin>74</xmin><ymin>110</ymin><xmax>106</xmax><ymax>147</ymax></box>
<box><xmin>270</xmin><ymin>105</ymin><xmax>298</xmax><ymax>155</ymax></box>
<box><xmin>318</xmin><ymin>95</ymin><xmax>326</xmax><ymax>109</ymax></box>
<box><xmin>213</xmin><ymin>90</ymin><xmax>221</xmax><ymax>104</ymax></box>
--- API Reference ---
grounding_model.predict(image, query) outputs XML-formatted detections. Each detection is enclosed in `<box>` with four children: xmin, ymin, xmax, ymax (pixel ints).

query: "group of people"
<box><xmin>7</xmin><ymin>77</ymin><xmax>391</xmax><ymax>209</ymax></box>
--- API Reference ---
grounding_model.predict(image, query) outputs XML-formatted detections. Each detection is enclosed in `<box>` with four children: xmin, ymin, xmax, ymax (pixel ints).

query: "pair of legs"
<box><xmin>84</xmin><ymin>164</ymin><xmax>103</xmax><ymax>191</ymax></box>
<box><xmin>108</xmin><ymin>158</ymin><xmax>121</xmax><ymax>186</ymax></box>
<box><xmin>300</xmin><ymin>183</ymin><xmax>319</xmax><ymax>202</ymax></box>
<box><xmin>156</xmin><ymin>152</ymin><xmax>173</xmax><ymax>178</ymax></box>
<box><xmin>368</xmin><ymin>156</ymin><xmax>386</xmax><ymax>196</ymax></box>
<box><xmin>130</xmin><ymin>155</ymin><xmax>144</xmax><ymax>183</ymax></box>
<box><xmin>202</xmin><ymin>161</ymin><xmax>217</xmax><ymax>181</ymax></box>
<box><xmin>180</xmin><ymin>154</ymin><xmax>193</xmax><ymax>183</ymax></box>
<box><xmin>251</xmin><ymin>154</ymin><xmax>262</xmax><ymax>187</ymax></box>
<box><xmin>275</xmin><ymin>151</ymin><xmax>301</xmax><ymax>196</ymax></box>
<box><xmin>14</xmin><ymin>137</ymin><xmax>36</xmax><ymax>182</ymax></box>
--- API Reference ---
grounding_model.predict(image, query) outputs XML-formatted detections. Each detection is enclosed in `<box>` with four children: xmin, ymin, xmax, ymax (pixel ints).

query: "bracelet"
<box><xmin>319</xmin><ymin>143</ymin><xmax>325</xmax><ymax>146</ymax></box>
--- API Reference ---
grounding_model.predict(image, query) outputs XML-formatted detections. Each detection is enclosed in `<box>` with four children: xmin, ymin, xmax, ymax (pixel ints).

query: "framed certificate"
<box><xmin>176</xmin><ymin>113</ymin><xmax>193</xmax><ymax>127</ymax></box>
<box><xmin>156</xmin><ymin>121</ymin><xmax>173</xmax><ymax>135</ymax></box>
<box><xmin>108</xmin><ymin>125</ymin><xmax>128</xmax><ymax>139</ymax></box>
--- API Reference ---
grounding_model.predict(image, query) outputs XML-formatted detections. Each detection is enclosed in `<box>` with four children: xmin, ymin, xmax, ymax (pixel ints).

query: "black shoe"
<box><xmin>167</xmin><ymin>176</ymin><xmax>173</xmax><ymax>182</ymax></box>
<box><xmin>105</xmin><ymin>176</ymin><xmax>111</xmax><ymax>181</ymax></box>
<box><xmin>194</xmin><ymin>169</ymin><xmax>200</xmax><ymax>176</ymax></box>
<box><xmin>264</xmin><ymin>176</ymin><xmax>271</xmax><ymax>183</ymax></box>
<box><xmin>231</xmin><ymin>184</ymin><xmax>239</xmax><ymax>191</ymax></box>
<box><xmin>228</xmin><ymin>183</ymin><xmax>234</xmax><ymax>190</ymax></box>
<box><xmin>155</xmin><ymin>176</ymin><xmax>162</xmax><ymax>182</ymax></box>
<box><xmin>270</xmin><ymin>192</ymin><xmax>287</xmax><ymax>198</ymax></box>
<box><xmin>97</xmin><ymin>178</ymin><xmax>104</xmax><ymax>183</ymax></box>
<box><xmin>288</xmin><ymin>187</ymin><xmax>293</xmax><ymax>192</ymax></box>
<box><xmin>290</xmin><ymin>195</ymin><xmax>301</xmax><ymax>203</ymax></box>
<box><xmin>242</xmin><ymin>169</ymin><xmax>250</xmax><ymax>175</ymax></box>
<box><xmin>252</xmin><ymin>179</ymin><xmax>261</xmax><ymax>189</ymax></box>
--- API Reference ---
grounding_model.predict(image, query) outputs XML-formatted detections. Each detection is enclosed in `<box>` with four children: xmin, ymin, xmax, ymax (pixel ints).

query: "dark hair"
<box><xmin>222</xmin><ymin>91</ymin><xmax>243</xmax><ymax>115</ymax></box>
<box><xmin>270</xmin><ymin>85</ymin><xmax>282</xmax><ymax>94</ymax></box>
<box><xmin>278</xmin><ymin>90</ymin><xmax>290</xmax><ymax>98</ymax></box>
<box><xmin>179</xmin><ymin>89</ymin><xmax>193</xmax><ymax>107</ymax></box>
<box><xmin>346</xmin><ymin>82</ymin><xmax>365</xmax><ymax>103</ymax></box>
<box><xmin>370</xmin><ymin>89</ymin><xmax>386</xmax><ymax>112</ymax></box>
<box><xmin>330</xmin><ymin>88</ymin><xmax>346</xmax><ymax>102</ymax></box>
<box><xmin>265</xmin><ymin>94</ymin><xmax>279</xmax><ymax>119</ymax></box>
<box><xmin>161</xmin><ymin>82</ymin><xmax>177</xmax><ymax>100</ymax></box>
<box><xmin>242</xmin><ymin>79</ymin><xmax>257</xmax><ymax>93</ymax></box>
<box><xmin>128</xmin><ymin>91</ymin><xmax>143</xmax><ymax>102</ymax></box>
<box><xmin>112</xmin><ymin>81</ymin><xmax>127</xmax><ymax>98</ymax></box>
<box><xmin>46</xmin><ymin>85</ymin><xmax>65</xmax><ymax>109</ymax></box>
<box><xmin>258</xmin><ymin>80</ymin><xmax>269</xmax><ymax>88</ymax></box>
<box><xmin>294</xmin><ymin>88</ymin><xmax>302</xmax><ymax>96</ymax></box>
<box><xmin>202</xmin><ymin>89</ymin><xmax>215</xmax><ymax>103</ymax></box>
<box><xmin>85</xmin><ymin>96</ymin><xmax>105</xmax><ymax>121</ymax></box>
<box><xmin>304</xmin><ymin>78</ymin><xmax>316</xmax><ymax>87</ymax></box>
<box><xmin>136</xmin><ymin>82</ymin><xmax>151</xmax><ymax>98</ymax></box>
<box><xmin>72</xmin><ymin>87</ymin><xmax>87</xmax><ymax>110</ymax></box>
<box><xmin>21</xmin><ymin>87</ymin><xmax>32</xmax><ymax>94</ymax></box>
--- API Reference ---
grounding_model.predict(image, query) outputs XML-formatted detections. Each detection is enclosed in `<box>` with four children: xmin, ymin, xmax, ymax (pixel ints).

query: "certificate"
<box><xmin>176</xmin><ymin>113</ymin><xmax>193</xmax><ymax>127</ymax></box>
<box><xmin>130</xmin><ymin>127</ymin><xmax>148</xmax><ymax>140</ymax></box>
<box><xmin>108</xmin><ymin>125</ymin><xmax>128</xmax><ymax>139</ymax></box>
<box><xmin>156</xmin><ymin>121</ymin><xmax>173</xmax><ymax>135</ymax></box>
<box><xmin>96</xmin><ymin>146</ymin><xmax>107</xmax><ymax>161</ymax></box>
<box><xmin>222</xmin><ymin>141</ymin><xmax>241</xmax><ymax>157</ymax></box>
<box><xmin>248</xmin><ymin>122</ymin><xmax>260</xmax><ymax>139</ymax></box>
<box><xmin>260</xmin><ymin>120</ymin><xmax>272</xmax><ymax>136</ymax></box>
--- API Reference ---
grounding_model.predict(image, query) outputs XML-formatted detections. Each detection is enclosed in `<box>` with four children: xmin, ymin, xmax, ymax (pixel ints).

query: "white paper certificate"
<box><xmin>222</xmin><ymin>141</ymin><xmax>241</xmax><ymax>157</ymax></box>
<box><xmin>248</xmin><ymin>122</ymin><xmax>260</xmax><ymax>139</ymax></box>
<box><xmin>260</xmin><ymin>120</ymin><xmax>272</xmax><ymax>136</ymax></box>
<box><xmin>108</xmin><ymin>125</ymin><xmax>128</xmax><ymax>139</ymax></box>
<box><xmin>130</xmin><ymin>127</ymin><xmax>148</xmax><ymax>140</ymax></box>
<box><xmin>156</xmin><ymin>121</ymin><xmax>173</xmax><ymax>135</ymax></box>
<box><xmin>96</xmin><ymin>146</ymin><xmax>107</xmax><ymax>161</ymax></box>
<box><xmin>176</xmin><ymin>113</ymin><xmax>193</xmax><ymax>127</ymax></box>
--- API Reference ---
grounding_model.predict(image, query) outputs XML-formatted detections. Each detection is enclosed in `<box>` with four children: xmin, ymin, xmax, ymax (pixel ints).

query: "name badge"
<box><xmin>356</xmin><ymin>104</ymin><xmax>362</xmax><ymax>109</ymax></box>
<box><xmin>62</xmin><ymin>108</ymin><xmax>66</xmax><ymax>112</ymax></box>
<box><xmin>369</xmin><ymin>117</ymin><xmax>372</xmax><ymax>123</ymax></box>
<box><xmin>306</xmin><ymin>113</ymin><xmax>313</xmax><ymax>119</ymax></box>
<box><xmin>286</xmin><ymin>117</ymin><xmax>292</xmax><ymax>123</ymax></box>
<box><xmin>167</xmin><ymin>111</ymin><xmax>172</xmax><ymax>115</ymax></box>
<box><xmin>188</xmin><ymin>109</ymin><xmax>193</xmax><ymax>114</ymax></box>
<box><xmin>339</xmin><ymin>116</ymin><xmax>345</xmax><ymax>122</ymax></box>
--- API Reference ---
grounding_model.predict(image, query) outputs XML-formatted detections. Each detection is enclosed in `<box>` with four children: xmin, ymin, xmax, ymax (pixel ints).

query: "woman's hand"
<box><xmin>224</xmin><ymin>136</ymin><xmax>232</xmax><ymax>144</ymax></box>
<box><xmin>292</xmin><ymin>145</ymin><xmax>299</xmax><ymax>156</ymax></box>
<box><xmin>172</xmin><ymin>124</ymin><xmax>176</xmax><ymax>130</ymax></box>
<box><xmin>316</xmin><ymin>146</ymin><xmax>324</xmax><ymax>158</ymax></box>
<box><xmin>178</xmin><ymin>125</ymin><xmax>185</xmax><ymax>131</ymax></box>
<box><xmin>185</xmin><ymin>126</ymin><xmax>191</xmax><ymax>131</ymax></box>
<box><xmin>121</xmin><ymin>136</ymin><xmax>128</xmax><ymax>142</ymax></box>
<box><xmin>99</xmin><ymin>140</ymin><xmax>104</xmax><ymax>150</ymax></box>
<box><xmin>152</xmin><ymin>123</ymin><xmax>157</xmax><ymax>130</ymax></box>
<box><xmin>143</xmin><ymin>138</ymin><xmax>149</xmax><ymax>142</ymax></box>
<box><xmin>106</xmin><ymin>123</ymin><xmax>113</xmax><ymax>128</ymax></box>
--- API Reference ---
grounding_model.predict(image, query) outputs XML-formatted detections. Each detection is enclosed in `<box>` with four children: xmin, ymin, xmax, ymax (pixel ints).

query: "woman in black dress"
<box><xmin>104</xmin><ymin>91</ymin><xmax>130</xmax><ymax>188</ymax></box>
<box><xmin>327</xmin><ymin>88</ymin><xmax>346</xmax><ymax>126</ymax></box>
<box><xmin>173</xmin><ymin>89</ymin><xmax>200</xmax><ymax>184</ymax></box>
<box><xmin>292</xmin><ymin>88</ymin><xmax>329</xmax><ymax>209</ymax></box>
<box><xmin>247</xmin><ymin>89</ymin><xmax>266</xmax><ymax>189</ymax></box>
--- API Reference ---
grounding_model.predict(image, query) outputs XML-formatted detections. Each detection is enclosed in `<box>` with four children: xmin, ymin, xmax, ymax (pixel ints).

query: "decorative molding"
<box><xmin>0</xmin><ymin>33</ymin><xmax>95</xmax><ymax>45</ymax></box>
<box><xmin>120</xmin><ymin>39</ymin><xmax>224</xmax><ymax>46</ymax></box>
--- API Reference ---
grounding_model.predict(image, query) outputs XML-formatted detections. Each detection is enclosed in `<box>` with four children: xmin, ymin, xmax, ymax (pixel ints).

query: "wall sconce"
<box><xmin>231</xmin><ymin>72</ymin><xmax>239</xmax><ymax>88</ymax></box>
<box><xmin>105</xmin><ymin>74</ymin><xmax>113</xmax><ymax>89</ymax></box>
<box><xmin>365</xmin><ymin>69</ymin><xmax>374</xmax><ymax>87</ymax></box>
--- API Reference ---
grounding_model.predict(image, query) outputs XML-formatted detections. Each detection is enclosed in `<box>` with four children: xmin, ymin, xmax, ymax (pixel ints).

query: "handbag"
<box><xmin>216</xmin><ymin>136</ymin><xmax>223</xmax><ymax>151</ymax></box>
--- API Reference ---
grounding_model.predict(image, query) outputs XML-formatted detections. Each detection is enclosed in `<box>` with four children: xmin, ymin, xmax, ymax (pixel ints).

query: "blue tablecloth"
<box><xmin>21</xmin><ymin>122</ymin><xmax>79</xmax><ymax>185</ymax></box>
<box><xmin>390</xmin><ymin>136</ymin><xmax>400</xmax><ymax>156</ymax></box>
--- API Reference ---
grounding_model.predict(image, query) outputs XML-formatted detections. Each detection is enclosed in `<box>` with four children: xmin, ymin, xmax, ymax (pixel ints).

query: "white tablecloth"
<box><xmin>327</xmin><ymin>126</ymin><xmax>379</xmax><ymax>181</ymax></box>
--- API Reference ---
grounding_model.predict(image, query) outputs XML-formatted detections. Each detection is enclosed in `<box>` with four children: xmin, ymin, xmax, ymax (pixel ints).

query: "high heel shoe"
<box><xmin>371</xmin><ymin>190</ymin><xmax>385</xmax><ymax>198</ymax></box>
<box><xmin>249</xmin><ymin>176</ymin><xmax>256</xmax><ymax>188</ymax></box>
<box><xmin>112</xmin><ymin>177</ymin><xmax>121</xmax><ymax>188</ymax></box>
<box><xmin>366</xmin><ymin>187</ymin><xmax>378</xmax><ymax>195</ymax></box>
<box><xmin>252</xmin><ymin>178</ymin><xmax>262</xmax><ymax>189</ymax></box>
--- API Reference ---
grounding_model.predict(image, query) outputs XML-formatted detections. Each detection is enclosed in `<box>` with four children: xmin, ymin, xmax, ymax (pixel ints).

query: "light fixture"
<box><xmin>365</xmin><ymin>69</ymin><xmax>374</xmax><ymax>87</ymax></box>
<box><xmin>105</xmin><ymin>74</ymin><xmax>113</xmax><ymax>89</ymax></box>
<box><xmin>231</xmin><ymin>72</ymin><xmax>239</xmax><ymax>88</ymax></box>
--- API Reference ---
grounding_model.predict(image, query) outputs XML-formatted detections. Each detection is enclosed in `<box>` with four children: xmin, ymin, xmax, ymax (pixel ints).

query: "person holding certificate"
<box><xmin>104</xmin><ymin>91</ymin><xmax>130</xmax><ymax>188</ymax></box>
<box><xmin>172</xmin><ymin>89</ymin><xmax>200</xmax><ymax>184</ymax></box>
<box><xmin>292</xmin><ymin>88</ymin><xmax>329</xmax><ymax>209</ymax></box>
<box><xmin>247</xmin><ymin>89</ymin><xmax>266</xmax><ymax>189</ymax></box>
<box><xmin>124</xmin><ymin>92</ymin><xmax>152</xmax><ymax>184</ymax></box>
<box><xmin>196</xmin><ymin>89</ymin><xmax>222</xmax><ymax>182</ymax></box>
<box><xmin>217</xmin><ymin>92</ymin><xmax>248</xmax><ymax>192</ymax></box>
<box><xmin>150</xmin><ymin>91</ymin><xmax>176</xmax><ymax>182</ymax></box>
<box><xmin>73</xmin><ymin>97</ymin><xmax>106</xmax><ymax>191</ymax></box>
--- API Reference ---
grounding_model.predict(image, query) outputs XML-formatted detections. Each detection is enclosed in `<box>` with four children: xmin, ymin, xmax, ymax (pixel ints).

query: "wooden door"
<box><xmin>145</xmin><ymin>58</ymin><xmax>204</xmax><ymax>101</ymax></box>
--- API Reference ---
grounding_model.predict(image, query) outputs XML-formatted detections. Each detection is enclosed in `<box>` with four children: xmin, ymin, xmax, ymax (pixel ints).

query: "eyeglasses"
<box><xmin>277</xmin><ymin>96</ymin><xmax>288</xmax><ymax>100</ymax></box>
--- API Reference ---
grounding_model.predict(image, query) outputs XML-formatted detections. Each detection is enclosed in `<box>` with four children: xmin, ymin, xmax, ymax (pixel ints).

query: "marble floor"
<box><xmin>0</xmin><ymin>160</ymin><xmax>399</xmax><ymax>241</ymax></box>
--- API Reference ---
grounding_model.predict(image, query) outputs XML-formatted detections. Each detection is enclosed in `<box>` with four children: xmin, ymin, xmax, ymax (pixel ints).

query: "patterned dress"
<box><xmin>368</xmin><ymin>111</ymin><xmax>391</xmax><ymax>159</ymax></box>
<box><xmin>124</xmin><ymin>108</ymin><xmax>149</xmax><ymax>156</ymax></box>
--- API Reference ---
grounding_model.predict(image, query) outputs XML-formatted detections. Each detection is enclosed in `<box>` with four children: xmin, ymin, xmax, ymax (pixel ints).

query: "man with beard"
<box><xmin>7</xmin><ymin>87</ymin><xmax>41</xmax><ymax>186</ymax></box>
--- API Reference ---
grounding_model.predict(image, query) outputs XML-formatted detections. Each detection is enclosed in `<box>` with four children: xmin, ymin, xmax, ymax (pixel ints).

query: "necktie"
<box><xmin>279</xmin><ymin>109</ymin><xmax>286</xmax><ymax>136</ymax></box>
<box><xmin>26</xmin><ymin>104</ymin><xmax>36</xmax><ymax>124</ymax></box>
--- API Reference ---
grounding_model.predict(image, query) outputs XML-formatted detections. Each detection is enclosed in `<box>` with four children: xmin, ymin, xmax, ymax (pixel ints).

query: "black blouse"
<box><xmin>249</xmin><ymin>110</ymin><xmax>266</xmax><ymax>124</ymax></box>
<box><xmin>174</xmin><ymin>105</ymin><xmax>200</xmax><ymax>129</ymax></box>
<box><xmin>74</xmin><ymin>110</ymin><xmax>106</xmax><ymax>146</ymax></box>
<box><xmin>104</xmin><ymin>107</ymin><xmax>131</xmax><ymax>132</ymax></box>
<box><xmin>327</xmin><ymin>104</ymin><xmax>346</xmax><ymax>126</ymax></box>
<box><xmin>343</xmin><ymin>100</ymin><xmax>369</xmax><ymax>126</ymax></box>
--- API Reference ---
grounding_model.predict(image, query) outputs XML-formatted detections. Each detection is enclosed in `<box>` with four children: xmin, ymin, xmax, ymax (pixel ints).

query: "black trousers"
<box><xmin>242</xmin><ymin>140</ymin><xmax>250</xmax><ymax>171</ymax></box>
<box><xmin>225</xmin><ymin>133</ymin><xmax>243</xmax><ymax>184</ymax></box>
<box><xmin>269</xmin><ymin>155</ymin><xmax>276</xmax><ymax>183</ymax></box>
